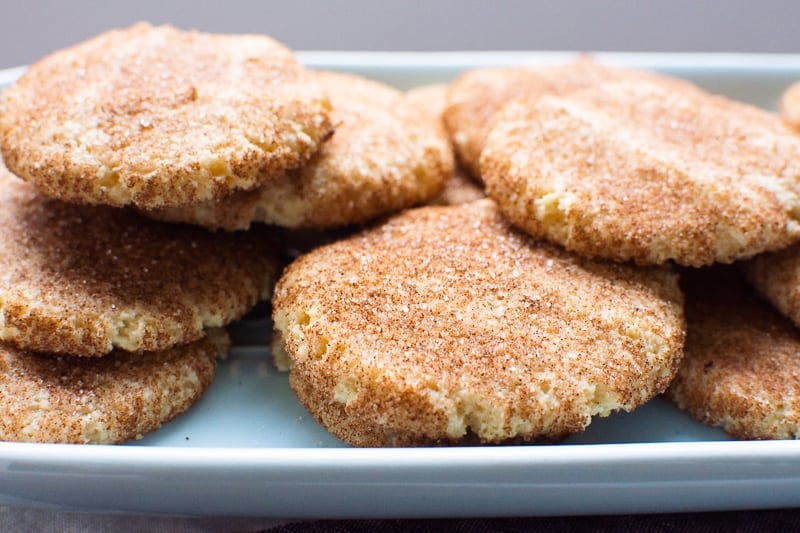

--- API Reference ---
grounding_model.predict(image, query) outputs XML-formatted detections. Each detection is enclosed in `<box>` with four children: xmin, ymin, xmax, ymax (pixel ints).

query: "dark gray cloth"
<box><xmin>4</xmin><ymin>507</ymin><xmax>799</xmax><ymax>533</ymax></box>
<box><xmin>265</xmin><ymin>511</ymin><xmax>800</xmax><ymax>533</ymax></box>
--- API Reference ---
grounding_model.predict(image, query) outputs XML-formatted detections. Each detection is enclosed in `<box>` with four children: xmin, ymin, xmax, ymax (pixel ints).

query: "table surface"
<box><xmin>4</xmin><ymin>507</ymin><xmax>800</xmax><ymax>532</ymax></box>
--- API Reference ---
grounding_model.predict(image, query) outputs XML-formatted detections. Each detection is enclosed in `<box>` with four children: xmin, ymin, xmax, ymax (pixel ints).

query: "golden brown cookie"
<box><xmin>780</xmin><ymin>81</ymin><xmax>800</xmax><ymax>130</ymax></box>
<box><xmin>405</xmin><ymin>83</ymin><xmax>485</xmax><ymax>206</ymax></box>
<box><xmin>481</xmin><ymin>77</ymin><xmax>800</xmax><ymax>266</ymax></box>
<box><xmin>0</xmin><ymin>162</ymin><xmax>279</xmax><ymax>356</ymax></box>
<box><xmin>405</xmin><ymin>83</ymin><xmax>451</xmax><ymax>120</ymax></box>
<box><xmin>273</xmin><ymin>199</ymin><xmax>685</xmax><ymax>447</ymax></box>
<box><xmin>429</xmin><ymin>167</ymin><xmax>485</xmax><ymax>206</ymax></box>
<box><xmin>145</xmin><ymin>70</ymin><xmax>453</xmax><ymax>230</ymax></box>
<box><xmin>442</xmin><ymin>58</ymin><xmax>657</xmax><ymax>178</ymax></box>
<box><xmin>742</xmin><ymin>243</ymin><xmax>800</xmax><ymax>328</ymax></box>
<box><xmin>0</xmin><ymin>328</ymin><xmax>228</xmax><ymax>444</ymax></box>
<box><xmin>666</xmin><ymin>268</ymin><xmax>800</xmax><ymax>439</ymax></box>
<box><xmin>0</xmin><ymin>23</ymin><xmax>333</xmax><ymax>209</ymax></box>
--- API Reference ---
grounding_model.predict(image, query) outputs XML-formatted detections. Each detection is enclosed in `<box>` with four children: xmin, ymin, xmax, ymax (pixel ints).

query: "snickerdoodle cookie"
<box><xmin>481</xmin><ymin>77</ymin><xmax>800</xmax><ymax>266</ymax></box>
<box><xmin>0</xmin><ymin>163</ymin><xmax>278</xmax><ymax>356</ymax></box>
<box><xmin>742</xmin><ymin>243</ymin><xmax>800</xmax><ymax>329</ymax></box>
<box><xmin>405</xmin><ymin>83</ymin><xmax>484</xmax><ymax>206</ymax></box>
<box><xmin>780</xmin><ymin>81</ymin><xmax>800</xmax><ymax>130</ymax></box>
<box><xmin>0</xmin><ymin>23</ymin><xmax>333</xmax><ymax>209</ymax></box>
<box><xmin>666</xmin><ymin>268</ymin><xmax>800</xmax><ymax>439</ymax></box>
<box><xmin>442</xmin><ymin>58</ymin><xmax>657</xmax><ymax>178</ymax></box>
<box><xmin>0</xmin><ymin>328</ymin><xmax>228</xmax><ymax>444</ymax></box>
<box><xmin>272</xmin><ymin>200</ymin><xmax>685</xmax><ymax>446</ymax></box>
<box><xmin>147</xmin><ymin>71</ymin><xmax>453</xmax><ymax>230</ymax></box>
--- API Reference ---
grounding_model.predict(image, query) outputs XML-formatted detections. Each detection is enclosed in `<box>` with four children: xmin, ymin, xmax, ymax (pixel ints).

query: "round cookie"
<box><xmin>0</xmin><ymin>23</ymin><xmax>333</xmax><ymax>209</ymax></box>
<box><xmin>442</xmin><ymin>58</ymin><xmax>657</xmax><ymax>178</ymax></box>
<box><xmin>0</xmin><ymin>328</ymin><xmax>228</xmax><ymax>444</ymax></box>
<box><xmin>405</xmin><ymin>83</ymin><xmax>452</xmax><ymax>120</ymax></box>
<box><xmin>481</xmin><ymin>77</ymin><xmax>800</xmax><ymax>266</ymax></box>
<box><xmin>666</xmin><ymin>268</ymin><xmax>800</xmax><ymax>439</ymax></box>
<box><xmin>780</xmin><ymin>81</ymin><xmax>800</xmax><ymax>131</ymax></box>
<box><xmin>429</xmin><ymin>167</ymin><xmax>485</xmax><ymax>206</ymax></box>
<box><xmin>405</xmin><ymin>83</ymin><xmax>485</xmax><ymax>206</ymax></box>
<box><xmin>145</xmin><ymin>70</ymin><xmax>453</xmax><ymax>230</ymax></box>
<box><xmin>272</xmin><ymin>199</ymin><xmax>685</xmax><ymax>446</ymax></box>
<box><xmin>0</xmin><ymin>163</ymin><xmax>279</xmax><ymax>356</ymax></box>
<box><xmin>742</xmin><ymin>243</ymin><xmax>800</xmax><ymax>328</ymax></box>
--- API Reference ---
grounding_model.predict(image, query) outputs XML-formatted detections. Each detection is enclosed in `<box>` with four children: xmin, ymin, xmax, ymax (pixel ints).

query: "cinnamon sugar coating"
<box><xmin>666</xmin><ymin>268</ymin><xmax>800</xmax><ymax>439</ymax></box>
<box><xmin>442</xmin><ymin>58</ymin><xmax>659</xmax><ymax>178</ymax></box>
<box><xmin>0</xmin><ymin>23</ymin><xmax>333</xmax><ymax>209</ymax></box>
<box><xmin>273</xmin><ymin>200</ymin><xmax>685</xmax><ymax>446</ymax></box>
<box><xmin>406</xmin><ymin>83</ymin><xmax>485</xmax><ymax>206</ymax></box>
<box><xmin>0</xmin><ymin>164</ymin><xmax>278</xmax><ymax>356</ymax></box>
<box><xmin>0</xmin><ymin>328</ymin><xmax>228</xmax><ymax>444</ymax></box>
<box><xmin>742</xmin><ymin>243</ymin><xmax>800</xmax><ymax>329</ymax></box>
<box><xmin>780</xmin><ymin>81</ymin><xmax>800</xmax><ymax>131</ymax></box>
<box><xmin>429</xmin><ymin>166</ymin><xmax>485</xmax><ymax>206</ymax></box>
<box><xmin>405</xmin><ymin>83</ymin><xmax>451</xmax><ymax>119</ymax></box>
<box><xmin>481</xmin><ymin>77</ymin><xmax>800</xmax><ymax>266</ymax></box>
<box><xmin>145</xmin><ymin>71</ymin><xmax>453</xmax><ymax>230</ymax></box>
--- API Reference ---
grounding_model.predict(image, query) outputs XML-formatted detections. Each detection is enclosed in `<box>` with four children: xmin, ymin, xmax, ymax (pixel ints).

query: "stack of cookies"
<box><xmin>0</xmin><ymin>24</ymin><xmax>326</xmax><ymax>443</ymax></box>
<box><xmin>0</xmin><ymin>23</ymin><xmax>457</xmax><ymax>444</ymax></box>
<box><xmin>5</xmin><ymin>23</ymin><xmax>800</xmax><ymax>447</ymax></box>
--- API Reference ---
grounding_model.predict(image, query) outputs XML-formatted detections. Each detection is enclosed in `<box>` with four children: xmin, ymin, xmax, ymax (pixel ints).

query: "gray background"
<box><xmin>1</xmin><ymin>0</ymin><xmax>799</xmax><ymax>68</ymax></box>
